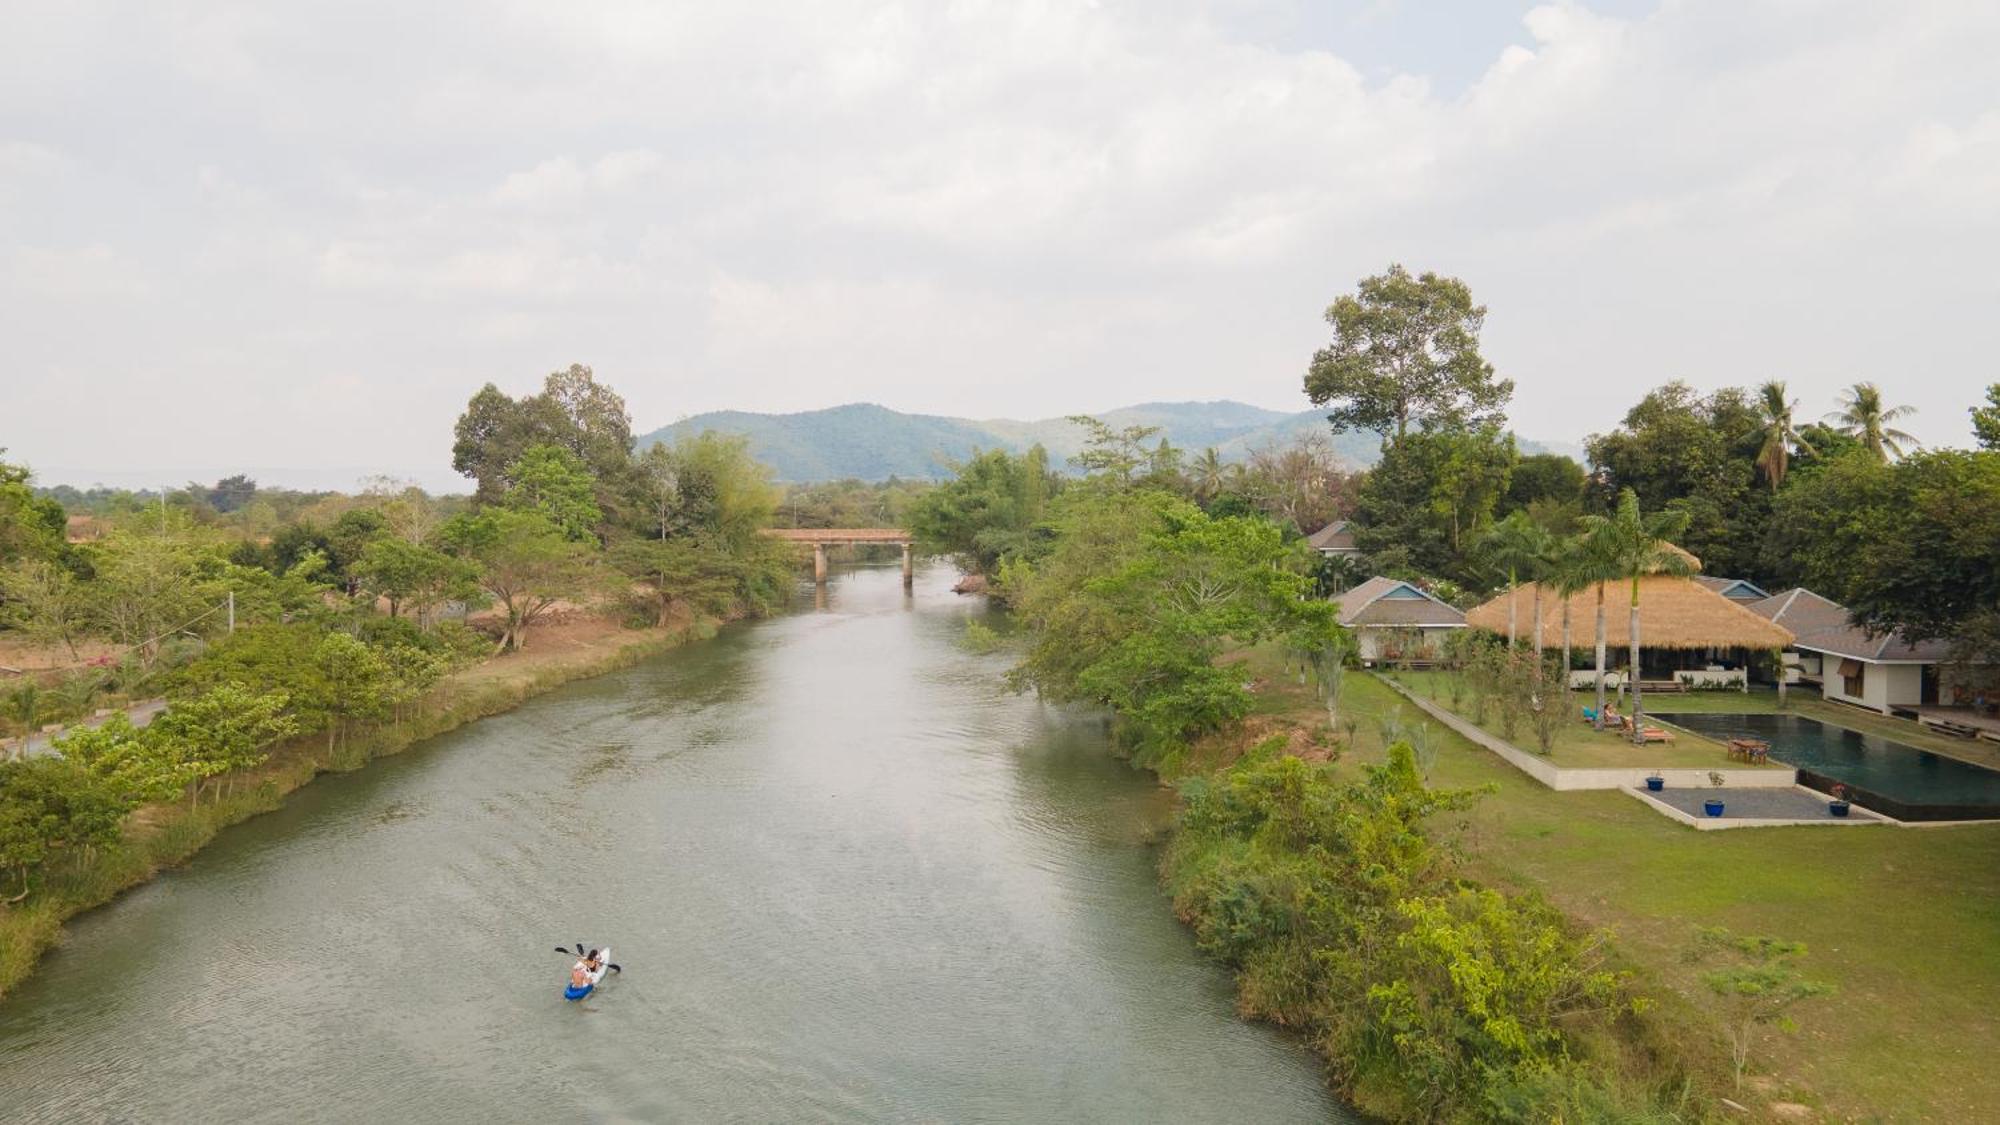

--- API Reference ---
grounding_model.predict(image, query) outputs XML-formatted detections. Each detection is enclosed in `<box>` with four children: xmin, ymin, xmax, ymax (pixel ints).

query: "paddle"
<box><xmin>553</xmin><ymin>945</ymin><xmax>622</xmax><ymax>973</ymax></box>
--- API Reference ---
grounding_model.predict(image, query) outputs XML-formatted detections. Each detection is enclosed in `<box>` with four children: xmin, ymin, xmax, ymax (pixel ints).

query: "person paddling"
<box><xmin>570</xmin><ymin>950</ymin><xmax>601</xmax><ymax>990</ymax></box>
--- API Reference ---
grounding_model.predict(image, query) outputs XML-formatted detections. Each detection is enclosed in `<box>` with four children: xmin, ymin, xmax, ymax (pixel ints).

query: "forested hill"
<box><xmin>634</xmin><ymin>401</ymin><xmax>1394</xmax><ymax>481</ymax></box>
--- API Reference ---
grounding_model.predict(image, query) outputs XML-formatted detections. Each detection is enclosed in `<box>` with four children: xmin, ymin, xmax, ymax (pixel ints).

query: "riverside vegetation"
<box><xmin>0</xmin><ymin>366</ymin><xmax>797</xmax><ymax>997</ymax></box>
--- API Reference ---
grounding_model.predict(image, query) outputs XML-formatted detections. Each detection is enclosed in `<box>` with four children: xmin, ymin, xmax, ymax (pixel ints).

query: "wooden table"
<box><xmin>1726</xmin><ymin>738</ymin><xmax>1771</xmax><ymax>764</ymax></box>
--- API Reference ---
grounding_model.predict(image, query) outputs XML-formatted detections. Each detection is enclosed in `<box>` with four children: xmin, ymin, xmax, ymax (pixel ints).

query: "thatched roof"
<box><xmin>1465</xmin><ymin>575</ymin><xmax>1794</xmax><ymax>651</ymax></box>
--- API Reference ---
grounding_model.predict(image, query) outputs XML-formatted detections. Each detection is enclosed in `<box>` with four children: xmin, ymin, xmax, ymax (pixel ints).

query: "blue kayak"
<box><xmin>564</xmin><ymin>947</ymin><xmax>611</xmax><ymax>1001</ymax></box>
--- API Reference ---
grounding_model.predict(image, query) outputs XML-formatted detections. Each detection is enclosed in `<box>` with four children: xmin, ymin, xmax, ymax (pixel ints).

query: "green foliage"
<box><xmin>451</xmin><ymin>364</ymin><xmax>636</xmax><ymax>508</ymax></box>
<box><xmin>0</xmin><ymin>559</ymin><xmax>90</xmax><ymax>658</ymax></box>
<box><xmin>1503</xmin><ymin>453</ymin><xmax>1586</xmax><ymax>516</ymax></box>
<box><xmin>353</xmin><ymin>537</ymin><xmax>472</xmax><ymax>625</ymax></box>
<box><xmin>1003</xmin><ymin>489</ymin><xmax>1330</xmax><ymax>760</ymax></box>
<box><xmin>1354</xmin><ymin>426</ymin><xmax>1517</xmax><ymax>581</ymax></box>
<box><xmin>960</xmin><ymin>620</ymin><xmax>1003</xmax><ymax>654</ymax></box>
<box><xmin>1828</xmin><ymin>382</ymin><xmax>1919</xmax><ymax>462</ymax></box>
<box><xmin>1972</xmin><ymin>384</ymin><xmax>2000</xmax><ymax>451</ymax></box>
<box><xmin>1304</xmin><ymin>264</ymin><xmax>1512</xmax><ymax>441</ymax></box>
<box><xmin>1586</xmin><ymin>381</ymin><xmax>1767</xmax><ymax>581</ymax></box>
<box><xmin>503</xmin><ymin>443</ymin><xmax>603</xmax><ymax>540</ymax></box>
<box><xmin>1694</xmin><ymin>928</ymin><xmax>1835</xmax><ymax>1087</ymax></box>
<box><xmin>906</xmin><ymin>446</ymin><xmax>1056</xmax><ymax>574</ymax></box>
<box><xmin>442</xmin><ymin>509</ymin><xmax>596</xmax><ymax>652</ymax></box>
<box><xmin>0</xmin><ymin>452</ymin><xmax>68</xmax><ymax>566</ymax></box>
<box><xmin>1168</xmin><ymin>745</ymin><xmax>1656</xmax><ymax>1119</ymax></box>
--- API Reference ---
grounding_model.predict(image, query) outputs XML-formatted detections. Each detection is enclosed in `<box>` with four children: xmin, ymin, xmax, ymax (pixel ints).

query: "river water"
<box><xmin>0</xmin><ymin>565</ymin><xmax>1345</xmax><ymax>1123</ymax></box>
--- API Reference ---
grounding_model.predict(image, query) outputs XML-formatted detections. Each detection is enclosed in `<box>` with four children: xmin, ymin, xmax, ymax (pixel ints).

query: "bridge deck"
<box><xmin>762</xmin><ymin>528</ymin><xmax>912</xmax><ymax>544</ymax></box>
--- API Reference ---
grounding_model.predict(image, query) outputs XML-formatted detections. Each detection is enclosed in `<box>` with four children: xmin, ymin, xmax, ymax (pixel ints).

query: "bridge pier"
<box><xmin>902</xmin><ymin>542</ymin><xmax>913</xmax><ymax>588</ymax></box>
<box><xmin>813</xmin><ymin>542</ymin><xmax>828</xmax><ymax>584</ymax></box>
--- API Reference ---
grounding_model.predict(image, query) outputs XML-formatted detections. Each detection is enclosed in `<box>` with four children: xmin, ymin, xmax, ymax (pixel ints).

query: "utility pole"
<box><xmin>227</xmin><ymin>589</ymin><xmax>236</xmax><ymax>634</ymax></box>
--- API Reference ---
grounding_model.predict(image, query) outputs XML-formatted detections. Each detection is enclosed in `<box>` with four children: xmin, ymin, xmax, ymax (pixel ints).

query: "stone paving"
<box><xmin>1638</xmin><ymin>784</ymin><xmax>1886</xmax><ymax>823</ymax></box>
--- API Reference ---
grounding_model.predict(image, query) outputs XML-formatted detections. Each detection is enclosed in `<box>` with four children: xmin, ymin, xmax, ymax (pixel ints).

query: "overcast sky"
<box><xmin>4</xmin><ymin>0</ymin><xmax>1997</xmax><ymax>492</ymax></box>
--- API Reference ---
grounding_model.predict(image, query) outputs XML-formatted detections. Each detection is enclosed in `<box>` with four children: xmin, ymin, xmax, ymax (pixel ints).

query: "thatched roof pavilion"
<box><xmin>1465</xmin><ymin>576</ymin><xmax>1795</xmax><ymax>651</ymax></box>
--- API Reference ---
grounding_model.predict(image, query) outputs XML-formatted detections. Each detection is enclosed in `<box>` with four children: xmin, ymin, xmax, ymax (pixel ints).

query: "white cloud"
<box><xmin>4</xmin><ymin>0</ymin><xmax>1999</xmax><ymax>485</ymax></box>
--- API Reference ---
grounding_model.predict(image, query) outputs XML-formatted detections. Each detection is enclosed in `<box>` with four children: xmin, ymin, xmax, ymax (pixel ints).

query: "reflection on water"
<box><xmin>0</xmin><ymin>565</ymin><xmax>1346</xmax><ymax>1124</ymax></box>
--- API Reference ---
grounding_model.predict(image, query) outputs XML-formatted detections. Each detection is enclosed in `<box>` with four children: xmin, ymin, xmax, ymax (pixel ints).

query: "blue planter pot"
<box><xmin>1703</xmin><ymin>800</ymin><xmax>1725</xmax><ymax>818</ymax></box>
<box><xmin>1829</xmin><ymin>801</ymin><xmax>1851</xmax><ymax>818</ymax></box>
<box><xmin>1645</xmin><ymin>777</ymin><xmax>1665</xmax><ymax>792</ymax></box>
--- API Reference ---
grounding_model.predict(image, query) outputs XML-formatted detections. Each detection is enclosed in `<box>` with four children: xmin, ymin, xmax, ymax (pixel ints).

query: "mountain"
<box><xmin>635</xmin><ymin>401</ymin><xmax>1575</xmax><ymax>482</ymax></box>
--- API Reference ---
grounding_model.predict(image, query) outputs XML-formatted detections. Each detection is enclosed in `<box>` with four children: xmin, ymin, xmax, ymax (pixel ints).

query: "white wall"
<box><xmin>1820</xmin><ymin>659</ymin><xmax>1925</xmax><ymax>713</ymax></box>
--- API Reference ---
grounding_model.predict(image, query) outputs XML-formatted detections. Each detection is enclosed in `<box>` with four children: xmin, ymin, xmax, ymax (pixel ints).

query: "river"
<box><xmin>0</xmin><ymin>565</ymin><xmax>1346</xmax><ymax>1123</ymax></box>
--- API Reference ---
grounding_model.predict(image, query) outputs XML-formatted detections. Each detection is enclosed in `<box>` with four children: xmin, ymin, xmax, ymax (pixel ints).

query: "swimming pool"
<box><xmin>1651</xmin><ymin>712</ymin><xmax>2000</xmax><ymax>820</ymax></box>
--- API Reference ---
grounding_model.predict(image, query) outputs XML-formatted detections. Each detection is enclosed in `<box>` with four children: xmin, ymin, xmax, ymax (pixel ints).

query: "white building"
<box><xmin>1749</xmin><ymin>588</ymin><xmax>1971</xmax><ymax>714</ymax></box>
<box><xmin>1332</xmin><ymin>576</ymin><xmax>1467</xmax><ymax>664</ymax></box>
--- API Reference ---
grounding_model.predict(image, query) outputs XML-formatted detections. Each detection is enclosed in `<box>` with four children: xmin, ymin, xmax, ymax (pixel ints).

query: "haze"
<box><xmin>4</xmin><ymin>1</ymin><xmax>1996</xmax><ymax>492</ymax></box>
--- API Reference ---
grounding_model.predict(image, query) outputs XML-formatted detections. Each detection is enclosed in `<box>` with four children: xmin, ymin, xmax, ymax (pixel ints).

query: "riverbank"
<box><xmin>0</xmin><ymin>610</ymin><xmax>729</xmax><ymax>1001</ymax></box>
<box><xmin>1187</xmin><ymin>644</ymin><xmax>2000</xmax><ymax>1122</ymax></box>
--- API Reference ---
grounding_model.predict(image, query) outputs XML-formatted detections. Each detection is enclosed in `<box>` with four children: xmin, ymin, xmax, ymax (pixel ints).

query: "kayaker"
<box><xmin>570</xmin><ymin>959</ymin><xmax>593</xmax><ymax>990</ymax></box>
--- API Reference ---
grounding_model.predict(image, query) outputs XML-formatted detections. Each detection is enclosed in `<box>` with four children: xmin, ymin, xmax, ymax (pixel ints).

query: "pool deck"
<box><xmin>1629</xmin><ymin>785</ymin><xmax>1890</xmax><ymax>830</ymax></box>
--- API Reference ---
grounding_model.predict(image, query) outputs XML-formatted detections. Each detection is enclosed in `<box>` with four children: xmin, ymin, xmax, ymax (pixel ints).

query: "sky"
<box><xmin>3</xmin><ymin>0</ymin><xmax>1997</xmax><ymax>492</ymax></box>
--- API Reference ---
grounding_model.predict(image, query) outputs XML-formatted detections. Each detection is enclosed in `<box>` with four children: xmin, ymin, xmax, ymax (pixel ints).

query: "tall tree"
<box><xmin>1972</xmin><ymin>384</ymin><xmax>2000</xmax><ymax>451</ymax></box>
<box><xmin>1753</xmin><ymin>381</ymin><xmax>1814</xmax><ymax>492</ymax></box>
<box><xmin>0</xmin><ymin>452</ymin><xmax>66</xmax><ymax>565</ymax></box>
<box><xmin>1353</xmin><ymin>426</ymin><xmax>1516</xmax><ymax>582</ymax></box>
<box><xmin>1587</xmin><ymin>382</ymin><xmax>1766</xmax><ymax>580</ymax></box>
<box><xmin>1066</xmin><ymin>416</ymin><xmax>1162</xmax><ymax>484</ymax></box>
<box><xmin>442</xmin><ymin>510</ymin><xmax>596</xmax><ymax>652</ymax></box>
<box><xmin>503</xmin><ymin>443</ymin><xmax>603</xmax><ymax>541</ymax></box>
<box><xmin>1828</xmin><ymin>382</ymin><xmax>1919</xmax><ymax>462</ymax></box>
<box><xmin>1583</xmin><ymin>490</ymin><xmax>1692</xmax><ymax>743</ymax></box>
<box><xmin>451</xmin><ymin>365</ymin><xmax>636</xmax><ymax>509</ymax></box>
<box><xmin>1304</xmin><ymin>264</ymin><xmax>1512</xmax><ymax>442</ymax></box>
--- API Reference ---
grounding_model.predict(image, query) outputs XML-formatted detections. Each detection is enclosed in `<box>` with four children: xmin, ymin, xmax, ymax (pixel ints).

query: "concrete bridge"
<box><xmin>762</xmin><ymin>528</ymin><xmax>915</xmax><ymax>586</ymax></box>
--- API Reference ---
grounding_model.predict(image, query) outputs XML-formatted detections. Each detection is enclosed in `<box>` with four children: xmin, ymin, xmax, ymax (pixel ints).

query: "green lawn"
<box><xmin>1240</xmin><ymin>652</ymin><xmax>2000</xmax><ymax>1121</ymax></box>
<box><xmin>1379</xmin><ymin>670</ymin><xmax>1791</xmax><ymax>771</ymax></box>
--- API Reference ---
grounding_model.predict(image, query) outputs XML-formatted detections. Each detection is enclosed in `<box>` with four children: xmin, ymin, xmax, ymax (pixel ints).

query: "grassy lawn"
<box><xmin>1380</xmin><ymin>669</ymin><xmax>1790</xmax><ymax>771</ymax></box>
<box><xmin>1231</xmin><ymin>646</ymin><xmax>2000</xmax><ymax>1121</ymax></box>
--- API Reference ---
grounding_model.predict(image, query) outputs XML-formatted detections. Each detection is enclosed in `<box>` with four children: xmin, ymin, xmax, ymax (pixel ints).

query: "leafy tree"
<box><xmin>172</xmin><ymin>622</ymin><xmax>335</xmax><ymax>736</ymax></box>
<box><xmin>1828</xmin><ymin>381</ymin><xmax>1919</xmax><ymax>462</ymax></box>
<box><xmin>656</xmin><ymin>432</ymin><xmax>779</xmax><ymax>549</ymax></box>
<box><xmin>1582</xmin><ymin>490</ymin><xmax>1692</xmax><ymax>741</ymax></box>
<box><xmin>1237</xmin><ymin>433</ymin><xmax>1357</xmax><ymax>535</ymax></box>
<box><xmin>353</xmin><ymin>538</ymin><xmax>470</xmax><ymax>625</ymax></box>
<box><xmin>204</xmin><ymin>474</ymin><xmax>258</xmax><ymax>514</ymax></box>
<box><xmin>503</xmin><ymin>443</ymin><xmax>603</xmax><ymax>541</ymax></box>
<box><xmin>83</xmin><ymin>532</ymin><xmax>210</xmax><ymax>667</ymax></box>
<box><xmin>608</xmin><ymin>538</ymin><xmax>741</xmax><ymax>626</ymax></box>
<box><xmin>1774</xmin><ymin>450</ymin><xmax>2000</xmax><ymax>661</ymax></box>
<box><xmin>1972</xmin><ymin>384</ymin><xmax>2000</xmax><ymax>450</ymax></box>
<box><xmin>1587</xmin><ymin>381</ymin><xmax>1766</xmax><ymax>580</ymax></box>
<box><xmin>1304</xmin><ymin>264</ymin><xmax>1511</xmax><ymax>442</ymax></box>
<box><xmin>907</xmin><ymin>447</ymin><xmax>1056</xmax><ymax>574</ymax></box>
<box><xmin>1066</xmin><ymin>415</ymin><xmax>1162</xmax><ymax>484</ymax></box>
<box><xmin>451</xmin><ymin>365</ymin><xmax>636</xmax><ymax>509</ymax></box>
<box><xmin>315</xmin><ymin>632</ymin><xmax>393</xmax><ymax>758</ymax></box>
<box><xmin>1354</xmin><ymin>426</ymin><xmax>1516</xmax><ymax>579</ymax></box>
<box><xmin>1004</xmin><ymin>490</ymin><xmax>1331</xmax><ymax>760</ymax></box>
<box><xmin>1695</xmin><ymin>928</ymin><xmax>1834</xmax><ymax>1088</ymax></box>
<box><xmin>0</xmin><ymin>452</ymin><xmax>67</xmax><ymax>565</ymax></box>
<box><xmin>0</xmin><ymin>757</ymin><xmax>133</xmax><ymax>894</ymax></box>
<box><xmin>51</xmin><ymin>712</ymin><xmax>178</xmax><ymax>805</ymax></box>
<box><xmin>1501</xmin><ymin>453</ymin><xmax>1585</xmax><ymax>515</ymax></box>
<box><xmin>442</xmin><ymin>510</ymin><xmax>595</xmax><ymax>652</ymax></box>
<box><xmin>148</xmin><ymin>683</ymin><xmax>298</xmax><ymax>802</ymax></box>
<box><xmin>0</xmin><ymin>558</ymin><xmax>92</xmax><ymax>658</ymax></box>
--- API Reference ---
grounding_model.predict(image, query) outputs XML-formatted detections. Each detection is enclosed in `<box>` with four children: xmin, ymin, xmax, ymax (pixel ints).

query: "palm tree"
<box><xmin>1828</xmin><ymin>382</ymin><xmax>1919</xmax><ymax>462</ymax></box>
<box><xmin>1191</xmin><ymin>447</ymin><xmax>1229</xmax><ymax>504</ymax></box>
<box><xmin>1546</xmin><ymin>531</ymin><xmax>1609</xmax><ymax>712</ymax></box>
<box><xmin>1584</xmin><ymin>489</ymin><xmax>1694</xmax><ymax>744</ymax></box>
<box><xmin>1754</xmin><ymin>380</ymin><xmax>1815</xmax><ymax>491</ymax></box>
<box><xmin>1479</xmin><ymin>511</ymin><xmax>1555</xmax><ymax>648</ymax></box>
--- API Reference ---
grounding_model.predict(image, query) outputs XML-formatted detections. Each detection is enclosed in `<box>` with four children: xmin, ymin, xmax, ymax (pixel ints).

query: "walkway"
<box><xmin>3</xmin><ymin>698</ymin><xmax>167</xmax><ymax>760</ymax></box>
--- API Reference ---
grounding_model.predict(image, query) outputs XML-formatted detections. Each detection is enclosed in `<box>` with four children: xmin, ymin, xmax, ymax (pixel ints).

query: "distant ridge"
<box><xmin>635</xmin><ymin>401</ymin><xmax>1579</xmax><ymax>482</ymax></box>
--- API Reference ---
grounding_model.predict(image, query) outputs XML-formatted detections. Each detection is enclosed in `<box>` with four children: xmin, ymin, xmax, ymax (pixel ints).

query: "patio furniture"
<box><xmin>1726</xmin><ymin>738</ymin><xmax>1771</xmax><ymax>764</ymax></box>
<box><xmin>1620</xmin><ymin>716</ymin><xmax>1674</xmax><ymax>743</ymax></box>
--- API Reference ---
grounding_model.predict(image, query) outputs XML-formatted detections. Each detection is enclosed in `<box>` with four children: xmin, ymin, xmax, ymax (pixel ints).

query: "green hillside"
<box><xmin>635</xmin><ymin>400</ymin><xmax>1575</xmax><ymax>482</ymax></box>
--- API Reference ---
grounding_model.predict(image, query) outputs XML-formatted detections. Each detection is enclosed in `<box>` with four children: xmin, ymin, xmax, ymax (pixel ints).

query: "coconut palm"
<box><xmin>1190</xmin><ymin>447</ymin><xmax>1229</xmax><ymax>504</ymax></box>
<box><xmin>1547</xmin><ymin>530</ymin><xmax>1611</xmax><ymax>715</ymax></box>
<box><xmin>1583</xmin><ymin>489</ymin><xmax>1694</xmax><ymax>744</ymax></box>
<box><xmin>1754</xmin><ymin>381</ymin><xmax>1815</xmax><ymax>491</ymax></box>
<box><xmin>1478</xmin><ymin>511</ymin><xmax>1556</xmax><ymax>649</ymax></box>
<box><xmin>1828</xmin><ymin>382</ymin><xmax>1919</xmax><ymax>462</ymax></box>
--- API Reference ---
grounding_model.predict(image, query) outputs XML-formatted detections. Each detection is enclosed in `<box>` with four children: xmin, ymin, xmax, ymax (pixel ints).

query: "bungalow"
<box><xmin>1749</xmin><ymin>588</ymin><xmax>1992</xmax><ymax>715</ymax></box>
<box><xmin>1331</xmin><ymin>576</ymin><xmax>1466</xmax><ymax>664</ymax></box>
<box><xmin>1306</xmin><ymin>520</ymin><xmax>1362</xmax><ymax>559</ymax></box>
<box><xmin>1465</xmin><ymin>576</ymin><xmax>1795</xmax><ymax>691</ymax></box>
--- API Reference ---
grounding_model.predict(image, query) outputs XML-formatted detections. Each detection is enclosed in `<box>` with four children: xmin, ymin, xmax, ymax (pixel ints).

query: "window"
<box><xmin>1839</xmin><ymin>658</ymin><xmax>1865</xmax><ymax>697</ymax></box>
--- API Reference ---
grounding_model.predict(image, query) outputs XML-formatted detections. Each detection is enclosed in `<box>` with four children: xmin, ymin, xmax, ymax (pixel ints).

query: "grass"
<box><xmin>1231</xmin><ymin>645</ymin><xmax>2000</xmax><ymax>1121</ymax></box>
<box><xmin>1379</xmin><ymin>669</ymin><xmax>1789</xmax><ymax>771</ymax></box>
<box><xmin>0</xmin><ymin>615</ymin><xmax>727</xmax><ymax>1002</ymax></box>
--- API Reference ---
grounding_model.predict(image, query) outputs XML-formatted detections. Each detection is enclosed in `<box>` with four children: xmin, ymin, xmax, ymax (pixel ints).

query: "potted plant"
<box><xmin>1704</xmin><ymin>771</ymin><xmax>1727</xmax><ymax>818</ymax></box>
<box><xmin>1828</xmin><ymin>783</ymin><xmax>1851</xmax><ymax>818</ymax></box>
<box><xmin>1645</xmin><ymin>771</ymin><xmax>1665</xmax><ymax>792</ymax></box>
